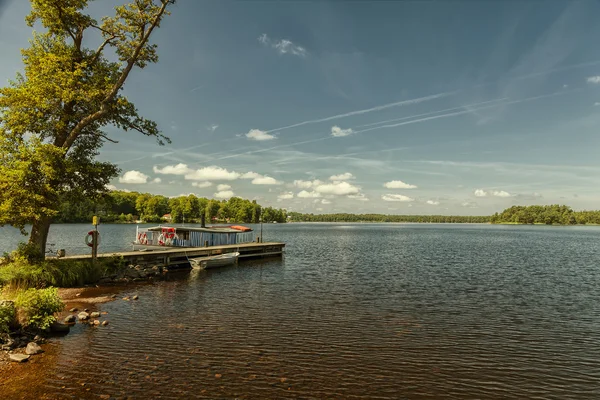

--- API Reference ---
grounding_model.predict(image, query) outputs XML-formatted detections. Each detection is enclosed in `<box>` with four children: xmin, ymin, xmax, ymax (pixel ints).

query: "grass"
<box><xmin>0</xmin><ymin>254</ymin><xmax>127</xmax><ymax>291</ymax></box>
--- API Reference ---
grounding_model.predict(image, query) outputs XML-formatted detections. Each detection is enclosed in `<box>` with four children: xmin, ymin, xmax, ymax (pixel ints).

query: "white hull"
<box><xmin>190</xmin><ymin>252</ymin><xmax>240</xmax><ymax>270</ymax></box>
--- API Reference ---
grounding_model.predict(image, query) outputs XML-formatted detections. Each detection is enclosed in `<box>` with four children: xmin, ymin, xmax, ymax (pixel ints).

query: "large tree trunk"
<box><xmin>28</xmin><ymin>216</ymin><xmax>51</xmax><ymax>260</ymax></box>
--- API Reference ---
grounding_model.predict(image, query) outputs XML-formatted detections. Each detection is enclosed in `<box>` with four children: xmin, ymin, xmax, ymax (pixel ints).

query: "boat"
<box><xmin>133</xmin><ymin>225</ymin><xmax>254</xmax><ymax>251</ymax></box>
<box><xmin>189</xmin><ymin>252</ymin><xmax>240</xmax><ymax>269</ymax></box>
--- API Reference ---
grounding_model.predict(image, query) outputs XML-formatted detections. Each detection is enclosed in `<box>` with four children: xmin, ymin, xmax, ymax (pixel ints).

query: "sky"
<box><xmin>2</xmin><ymin>0</ymin><xmax>600</xmax><ymax>215</ymax></box>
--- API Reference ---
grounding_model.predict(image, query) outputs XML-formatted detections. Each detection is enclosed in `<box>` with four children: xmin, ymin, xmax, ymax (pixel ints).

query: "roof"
<box><xmin>145</xmin><ymin>225</ymin><xmax>253</xmax><ymax>233</ymax></box>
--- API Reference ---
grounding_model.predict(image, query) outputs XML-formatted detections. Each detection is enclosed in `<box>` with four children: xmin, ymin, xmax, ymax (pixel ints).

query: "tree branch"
<box><xmin>62</xmin><ymin>1</ymin><xmax>171</xmax><ymax>150</ymax></box>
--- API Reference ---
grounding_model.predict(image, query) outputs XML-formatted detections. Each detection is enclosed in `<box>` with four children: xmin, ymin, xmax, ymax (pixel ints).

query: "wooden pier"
<box><xmin>55</xmin><ymin>242</ymin><xmax>285</xmax><ymax>267</ymax></box>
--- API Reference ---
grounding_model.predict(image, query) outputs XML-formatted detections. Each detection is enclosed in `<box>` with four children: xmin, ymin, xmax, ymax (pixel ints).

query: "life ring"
<box><xmin>137</xmin><ymin>232</ymin><xmax>148</xmax><ymax>245</ymax></box>
<box><xmin>85</xmin><ymin>231</ymin><xmax>100</xmax><ymax>247</ymax></box>
<box><xmin>157</xmin><ymin>233</ymin><xmax>165</xmax><ymax>246</ymax></box>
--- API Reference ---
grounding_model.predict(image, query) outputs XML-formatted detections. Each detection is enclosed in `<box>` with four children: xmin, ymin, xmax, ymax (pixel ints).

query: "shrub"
<box><xmin>0</xmin><ymin>300</ymin><xmax>16</xmax><ymax>334</ymax></box>
<box><xmin>15</xmin><ymin>287</ymin><xmax>64</xmax><ymax>330</ymax></box>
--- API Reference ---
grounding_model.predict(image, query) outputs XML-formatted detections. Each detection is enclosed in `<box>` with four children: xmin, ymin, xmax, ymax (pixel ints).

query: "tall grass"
<box><xmin>0</xmin><ymin>255</ymin><xmax>127</xmax><ymax>290</ymax></box>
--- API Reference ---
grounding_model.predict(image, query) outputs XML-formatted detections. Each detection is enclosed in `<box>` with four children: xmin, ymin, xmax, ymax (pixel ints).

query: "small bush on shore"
<box><xmin>15</xmin><ymin>287</ymin><xmax>63</xmax><ymax>330</ymax></box>
<box><xmin>0</xmin><ymin>300</ymin><xmax>16</xmax><ymax>334</ymax></box>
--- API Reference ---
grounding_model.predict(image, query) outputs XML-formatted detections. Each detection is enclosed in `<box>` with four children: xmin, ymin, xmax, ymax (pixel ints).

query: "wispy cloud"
<box><xmin>190</xmin><ymin>85</ymin><xmax>204</xmax><ymax>93</ymax></box>
<box><xmin>208</xmin><ymin>124</ymin><xmax>219</xmax><ymax>132</ymax></box>
<box><xmin>217</xmin><ymin>184</ymin><xmax>231</xmax><ymax>191</ymax></box>
<box><xmin>265</xmin><ymin>91</ymin><xmax>452</xmax><ymax>133</ymax></box>
<box><xmin>258</xmin><ymin>33</ymin><xmax>307</xmax><ymax>57</ymax></box>
<box><xmin>587</xmin><ymin>76</ymin><xmax>600</xmax><ymax>84</ymax></box>
<box><xmin>426</xmin><ymin>200</ymin><xmax>440</xmax><ymax>205</ymax></box>
<box><xmin>246</xmin><ymin>129</ymin><xmax>277</xmax><ymax>141</ymax></box>
<box><xmin>329</xmin><ymin>173</ymin><xmax>354</xmax><ymax>181</ymax></box>
<box><xmin>277</xmin><ymin>192</ymin><xmax>294</xmax><ymax>201</ymax></box>
<box><xmin>192</xmin><ymin>181</ymin><xmax>212</xmax><ymax>188</ymax></box>
<box><xmin>382</xmin><ymin>194</ymin><xmax>414</xmax><ymax>202</ymax></box>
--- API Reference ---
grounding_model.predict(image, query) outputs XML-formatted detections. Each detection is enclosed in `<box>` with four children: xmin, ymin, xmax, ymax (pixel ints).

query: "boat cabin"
<box><xmin>134</xmin><ymin>225</ymin><xmax>255</xmax><ymax>250</ymax></box>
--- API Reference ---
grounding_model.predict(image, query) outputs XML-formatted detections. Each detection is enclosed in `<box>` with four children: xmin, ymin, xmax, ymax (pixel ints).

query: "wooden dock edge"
<box><xmin>53</xmin><ymin>242</ymin><xmax>285</xmax><ymax>267</ymax></box>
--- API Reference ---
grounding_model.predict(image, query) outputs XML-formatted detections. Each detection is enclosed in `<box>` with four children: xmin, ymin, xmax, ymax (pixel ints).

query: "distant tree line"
<box><xmin>53</xmin><ymin>191</ymin><xmax>288</xmax><ymax>224</ymax></box>
<box><xmin>490</xmin><ymin>205</ymin><xmax>600</xmax><ymax>225</ymax></box>
<box><xmin>287</xmin><ymin>212</ymin><xmax>490</xmax><ymax>223</ymax></box>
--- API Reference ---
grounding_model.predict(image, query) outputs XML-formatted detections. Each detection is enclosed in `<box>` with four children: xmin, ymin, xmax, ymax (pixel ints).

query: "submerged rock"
<box><xmin>132</xmin><ymin>295</ymin><xmax>139</xmax><ymax>300</ymax></box>
<box><xmin>25</xmin><ymin>342</ymin><xmax>43</xmax><ymax>355</ymax></box>
<box><xmin>101</xmin><ymin>321</ymin><xmax>109</xmax><ymax>326</ymax></box>
<box><xmin>9</xmin><ymin>354</ymin><xmax>30</xmax><ymax>363</ymax></box>
<box><xmin>50</xmin><ymin>322</ymin><xmax>71</xmax><ymax>333</ymax></box>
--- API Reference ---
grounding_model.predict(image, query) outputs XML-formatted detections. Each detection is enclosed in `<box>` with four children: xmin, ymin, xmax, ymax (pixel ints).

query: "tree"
<box><xmin>0</xmin><ymin>0</ymin><xmax>175</xmax><ymax>258</ymax></box>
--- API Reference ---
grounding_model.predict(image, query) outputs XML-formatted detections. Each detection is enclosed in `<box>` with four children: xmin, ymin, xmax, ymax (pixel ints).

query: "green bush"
<box><xmin>0</xmin><ymin>300</ymin><xmax>16</xmax><ymax>334</ymax></box>
<box><xmin>15</xmin><ymin>287</ymin><xmax>64</xmax><ymax>330</ymax></box>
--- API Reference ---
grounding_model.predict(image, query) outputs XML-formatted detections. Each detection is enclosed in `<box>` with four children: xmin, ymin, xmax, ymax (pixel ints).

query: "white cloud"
<box><xmin>348</xmin><ymin>193</ymin><xmax>369</xmax><ymax>201</ymax></box>
<box><xmin>214</xmin><ymin>190</ymin><xmax>235</xmax><ymax>199</ymax></box>
<box><xmin>252</xmin><ymin>176</ymin><xmax>281</xmax><ymax>185</ymax></box>
<box><xmin>331</xmin><ymin>125</ymin><xmax>353</xmax><ymax>137</ymax></box>
<box><xmin>217</xmin><ymin>184</ymin><xmax>232</xmax><ymax>191</ymax></box>
<box><xmin>492</xmin><ymin>190</ymin><xmax>512</xmax><ymax>198</ymax></box>
<box><xmin>152</xmin><ymin>178</ymin><xmax>162</xmax><ymax>184</ymax></box>
<box><xmin>241</xmin><ymin>171</ymin><xmax>261</xmax><ymax>179</ymax></box>
<box><xmin>329</xmin><ymin>173</ymin><xmax>354</xmax><ymax>181</ymax></box>
<box><xmin>474</xmin><ymin>189</ymin><xmax>488</xmax><ymax>197</ymax></box>
<box><xmin>208</xmin><ymin>124</ymin><xmax>219</xmax><ymax>132</ymax></box>
<box><xmin>185</xmin><ymin>166</ymin><xmax>240</xmax><ymax>181</ymax></box>
<box><xmin>314</xmin><ymin>181</ymin><xmax>360</xmax><ymax>196</ymax></box>
<box><xmin>382</xmin><ymin>194</ymin><xmax>414</xmax><ymax>202</ymax></box>
<box><xmin>153</xmin><ymin>163</ymin><xmax>191</xmax><ymax>175</ymax></box>
<box><xmin>259</xmin><ymin>33</ymin><xmax>307</xmax><ymax>57</ymax></box>
<box><xmin>293</xmin><ymin>179</ymin><xmax>322</xmax><ymax>189</ymax></box>
<box><xmin>245</xmin><ymin>129</ymin><xmax>277</xmax><ymax>141</ymax></box>
<box><xmin>277</xmin><ymin>192</ymin><xmax>294</xmax><ymax>200</ymax></box>
<box><xmin>119</xmin><ymin>170</ymin><xmax>149</xmax><ymax>184</ymax></box>
<box><xmin>297</xmin><ymin>190</ymin><xmax>321</xmax><ymax>198</ymax></box>
<box><xmin>595</xmin><ymin>102</ymin><xmax>600</xmax><ymax>106</ymax></box>
<box><xmin>192</xmin><ymin>181</ymin><xmax>212</xmax><ymax>188</ymax></box>
<box><xmin>106</xmin><ymin>184</ymin><xmax>117</xmax><ymax>191</ymax></box>
<box><xmin>321</xmin><ymin>199</ymin><xmax>332</xmax><ymax>204</ymax></box>
<box><xmin>462</xmin><ymin>201</ymin><xmax>477</xmax><ymax>208</ymax></box>
<box><xmin>384</xmin><ymin>180</ymin><xmax>417</xmax><ymax>189</ymax></box>
<box><xmin>426</xmin><ymin>200</ymin><xmax>440</xmax><ymax>205</ymax></box>
<box><xmin>587</xmin><ymin>76</ymin><xmax>600</xmax><ymax>84</ymax></box>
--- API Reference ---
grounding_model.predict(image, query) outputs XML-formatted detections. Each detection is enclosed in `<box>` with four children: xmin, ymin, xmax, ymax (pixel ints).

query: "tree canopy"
<box><xmin>0</xmin><ymin>0</ymin><xmax>174</xmax><ymax>258</ymax></box>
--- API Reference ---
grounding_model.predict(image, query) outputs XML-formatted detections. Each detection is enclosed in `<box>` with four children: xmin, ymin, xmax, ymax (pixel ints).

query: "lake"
<box><xmin>2</xmin><ymin>223</ymin><xmax>600</xmax><ymax>399</ymax></box>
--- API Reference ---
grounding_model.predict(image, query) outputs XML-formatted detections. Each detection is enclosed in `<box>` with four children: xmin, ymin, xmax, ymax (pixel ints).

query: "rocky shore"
<box><xmin>0</xmin><ymin>262</ymin><xmax>173</xmax><ymax>369</ymax></box>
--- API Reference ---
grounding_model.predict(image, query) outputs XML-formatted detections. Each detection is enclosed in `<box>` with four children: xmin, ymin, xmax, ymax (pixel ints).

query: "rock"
<box><xmin>84</xmin><ymin>308</ymin><xmax>89</xmax><ymax>313</ymax></box>
<box><xmin>101</xmin><ymin>321</ymin><xmax>109</xmax><ymax>326</ymax></box>
<box><xmin>124</xmin><ymin>269</ymin><xmax>140</xmax><ymax>279</ymax></box>
<box><xmin>64</xmin><ymin>315</ymin><xmax>77</xmax><ymax>324</ymax></box>
<box><xmin>50</xmin><ymin>322</ymin><xmax>71</xmax><ymax>333</ymax></box>
<box><xmin>9</xmin><ymin>354</ymin><xmax>30</xmax><ymax>363</ymax></box>
<box><xmin>122</xmin><ymin>297</ymin><xmax>130</xmax><ymax>301</ymax></box>
<box><xmin>69</xmin><ymin>308</ymin><xmax>78</xmax><ymax>313</ymax></box>
<box><xmin>132</xmin><ymin>295</ymin><xmax>139</xmax><ymax>300</ymax></box>
<box><xmin>93</xmin><ymin>320</ymin><xmax>100</xmax><ymax>326</ymax></box>
<box><xmin>26</xmin><ymin>342</ymin><xmax>43</xmax><ymax>355</ymax></box>
<box><xmin>33</xmin><ymin>335</ymin><xmax>45</xmax><ymax>343</ymax></box>
<box><xmin>98</xmin><ymin>277</ymin><xmax>113</xmax><ymax>285</ymax></box>
<box><xmin>90</xmin><ymin>312</ymin><xmax>100</xmax><ymax>318</ymax></box>
<box><xmin>110</xmin><ymin>294</ymin><xmax>117</xmax><ymax>299</ymax></box>
<box><xmin>78</xmin><ymin>312</ymin><xmax>90</xmax><ymax>320</ymax></box>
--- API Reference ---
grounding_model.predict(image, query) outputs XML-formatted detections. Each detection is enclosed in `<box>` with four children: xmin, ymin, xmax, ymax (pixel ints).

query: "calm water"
<box><xmin>3</xmin><ymin>223</ymin><xmax>600</xmax><ymax>399</ymax></box>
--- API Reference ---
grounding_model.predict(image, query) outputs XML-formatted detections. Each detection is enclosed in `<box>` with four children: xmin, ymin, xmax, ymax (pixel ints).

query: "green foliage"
<box><xmin>0</xmin><ymin>0</ymin><xmax>174</xmax><ymax>256</ymax></box>
<box><xmin>287</xmin><ymin>212</ymin><xmax>488</xmax><ymax>223</ymax></box>
<box><xmin>490</xmin><ymin>205</ymin><xmax>599</xmax><ymax>225</ymax></box>
<box><xmin>0</xmin><ymin>301</ymin><xmax>17</xmax><ymax>334</ymax></box>
<box><xmin>15</xmin><ymin>287</ymin><xmax>64</xmax><ymax>330</ymax></box>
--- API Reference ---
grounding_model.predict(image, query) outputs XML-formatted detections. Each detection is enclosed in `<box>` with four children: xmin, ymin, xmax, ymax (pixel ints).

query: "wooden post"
<box><xmin>91</xmin><ymin>216</ymin><xmax>99</xmax><ymax>262</ymax></box>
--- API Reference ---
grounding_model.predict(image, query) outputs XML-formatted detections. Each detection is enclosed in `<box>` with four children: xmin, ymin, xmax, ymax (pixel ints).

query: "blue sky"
<box><xmin>2</xmin><ymin>0</ymin><xmax>600</xmax><ymax>215</ymax></box>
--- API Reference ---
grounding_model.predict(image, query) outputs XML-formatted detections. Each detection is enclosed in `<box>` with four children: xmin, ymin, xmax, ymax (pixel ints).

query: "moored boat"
<box><xmin>189</xmin><ymin>252</ymin><xmax>240</xmax><ymax>269</ymax></box>
<box><xmin>133</xmin><ymin>225</ymin><xmax>254</xmax><ymax>251</ymax></box>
